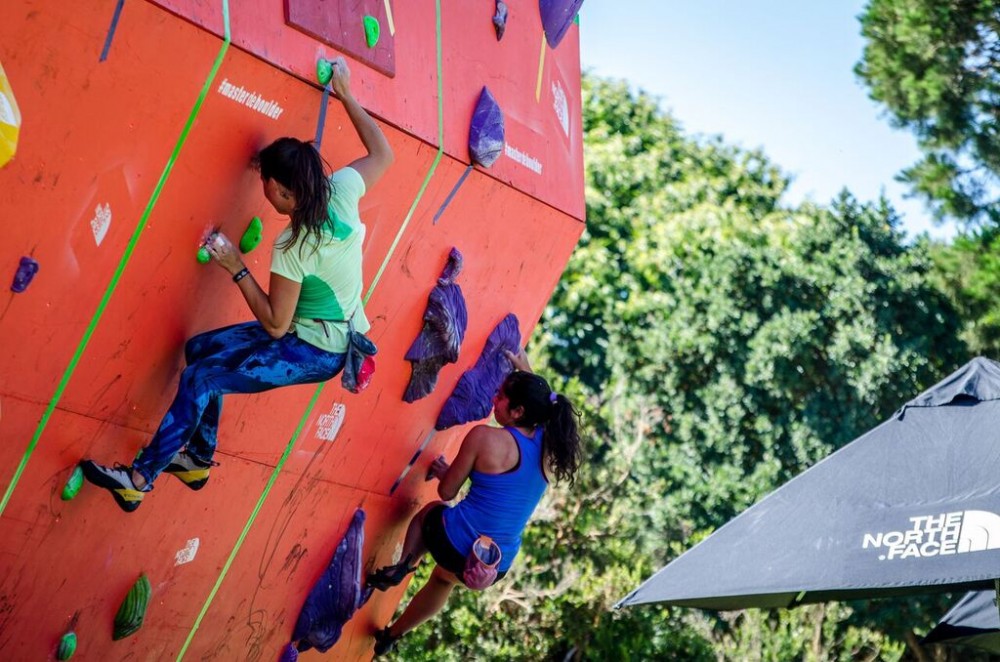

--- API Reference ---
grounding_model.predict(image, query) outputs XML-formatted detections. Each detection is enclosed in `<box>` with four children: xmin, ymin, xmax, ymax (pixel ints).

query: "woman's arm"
<box><xmin>428</xmin><ymin>426</ymin><xmax>491</xmax><ymax>501</ymax></box>
<box><xmin>504</xmin><ymin>346</ymin><xmax>533</xmax><ymax>373</ymax></box>
<box><xmin>206</xmin><ymin>232</ymin><xmax>300</xmax><ymax>338</ymax></box>
<box><xmin>328</xmin><ymin>58</ymin><xmax>394</xmax><ymax>190</ymax></box>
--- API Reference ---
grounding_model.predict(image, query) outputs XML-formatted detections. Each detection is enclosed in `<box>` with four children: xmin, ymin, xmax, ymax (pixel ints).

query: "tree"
<box><xmin>392</xmin><ymin>75</ymin><xmax>969</xmax><ymax>660</ymax></box>
<box><xmin>856</xmin><ymin>0</ymin><xmax>1000</xmax><ymax>226</ymax></box>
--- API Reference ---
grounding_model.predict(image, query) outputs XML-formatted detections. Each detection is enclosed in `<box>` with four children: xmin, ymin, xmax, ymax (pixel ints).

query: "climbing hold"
<box><xmin>10</xmin><ymin>256</ymin><xmax>39</xmax><ymax>293</ymax></box>
<box><xmin>196</xmin><ymin>246</ymin><xmax>211</xmax><ymax>264</ymax></box>
<box><xmin>363</xmin><ymin>16</ymin><xmax>380</xmax><ymax>48</ymax></box>
<box><xmin>404</xmin><ymin>248</ymin><xmax>468</xmax><ymax>402</ymax></box>
<box><xmin>279</xmin><ymin>642</ymin><xmax>299</xmax><ymax>662</ymax></box>
<box><xmin>539</xmin><ymin>0</ymin><xmax>584</xmax><ymax>48</ymax></box>
<box><xmin>239</xmin><ymin>216</ymin><xmax>263</xmax><ymax>253</ymax></box>
<box><xmin>436</xmin><ymin>313</ymin><xmax>521</xmax><ymax>430</ymax></box>
<box><xmin>0</xmin><ymin>61</ymin><xmax>22</xmax><ymax>168</ymax></box>
<box><xmin>292</xmin><ymin>509</ymin><xmax>369</xmax><ymax>653</ymax></box>
<box><xmin>61</xmin><ymin>465</ymin><xmax>84</xmax><ymax>501</ymax></box>
<box><xmin>112</xmin><ymin>574</ymin><xmax>151</xmax><ymax>640</ymax></box>
<box><xmin>469</xmin><ymin>87</ymin><xmax>505</xmax><ymax>168</ymax></box>
<box><xmin>493</xmin><ymin>1</ymin><xmax>509</xmax><ymax>40</ymax></box>
<box><xmin>316</xmin><ymin>58</ymin><xmax>333</xmax><ymax>86</ymax></box>
<box><xmin>56</xmin><ymin>631</ymin><xmax>77</xmax><ymax>660</ymax></box>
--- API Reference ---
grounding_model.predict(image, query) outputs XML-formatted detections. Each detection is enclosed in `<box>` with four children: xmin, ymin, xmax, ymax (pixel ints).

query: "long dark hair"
<box><xmin>253</xmin><ymin>137</ymin><xmax>332</xmax><ymax>250</ymax></box>
<box><xmin>502</xmin><ymin>370</ymin><xmax>582</xmax><ymax>484</ymax></box>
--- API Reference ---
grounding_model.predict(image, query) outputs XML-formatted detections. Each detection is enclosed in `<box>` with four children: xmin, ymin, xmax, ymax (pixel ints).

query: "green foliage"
<box><xmin>394</xmin><ymin>74</ymin><xmax>968</xmax><ymax>660</ymax></box>
<box><xmin>928</xmin><ymin>226</ymin><xmax>1000</xmax><ymax>357</ymax></box>
<box><xmin>856</xmin><ymin>0</ymin><xmax>1000</xmax><ymax>225</ymax></box>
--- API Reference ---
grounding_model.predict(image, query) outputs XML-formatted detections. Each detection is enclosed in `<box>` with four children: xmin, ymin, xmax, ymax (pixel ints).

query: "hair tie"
<box><xmin>549</xmin><ymin>391</ymin><xmax>558</xmax><ymax>404</ymax></box>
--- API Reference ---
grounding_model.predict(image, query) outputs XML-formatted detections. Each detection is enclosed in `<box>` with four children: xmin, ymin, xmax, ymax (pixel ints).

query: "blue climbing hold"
<box><xmin>469</xmin><ymin>87</ymin><xmax>504</xmax><ymax>168</ymax></box>
<box><xmin>10</xmin><ymin>256</ymin><xmax>38</xmax><ymax>293</ymax></box>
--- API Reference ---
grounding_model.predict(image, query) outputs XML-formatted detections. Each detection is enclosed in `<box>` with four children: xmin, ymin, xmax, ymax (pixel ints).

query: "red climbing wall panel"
<box><xmin>0</xmin><ymin>0</ymin><xmax>584</xmax><ymax>660</ymax></box>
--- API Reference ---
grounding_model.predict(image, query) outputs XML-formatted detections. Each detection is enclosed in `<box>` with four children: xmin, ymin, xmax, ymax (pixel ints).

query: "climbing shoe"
<box><xmin>163</xmin><ymin>450</ymin><xmax>215</xmax><ymax>491</ymax></box>
<box><xmin>366</xmin><ymin>558</ymin><xmax>417</xmax><ymax>592</ymax></box>
<box><xmin>373</xmin><ymin>627</ymin><xmax>398</xmax><ymax>657</ymax></box>
<box><xmin>80</xmin><ymin>461</ymin><xmax>148</xmax><ymax>513</ymax></box>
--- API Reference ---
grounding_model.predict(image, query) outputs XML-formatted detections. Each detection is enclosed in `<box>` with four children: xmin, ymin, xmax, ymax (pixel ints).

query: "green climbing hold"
<box><xmin>239</xmin><ymin>216</ymin><xmax>263</xmax><ymax>254</ymax></box>
<box><xmin>61</xmin><ymin>465</ymin><xmax>84</xmax><ymax>501</ymax></box>
<box><xmin>113</xmin><ymin>574</ymin><xmax>151</xmax><ymax>641</ymax></box>
<box><xmin>363</xmin><ymin>16</ymin><xmax>380</xmax><ymax>48</ymax></box>
<box><xmin>316</xmin><ymin>59</ymin><xmax>333</xmax><ymax>86</ymax></box>
<box><xmin>56</xmin><ymin>631</ymin><xmax>77</xmax><ymax>660</ymax></box>
<box><xmin>196</xmin><ymin>246</ymin><xmax>211</xmax><ymax>264</ymax></box>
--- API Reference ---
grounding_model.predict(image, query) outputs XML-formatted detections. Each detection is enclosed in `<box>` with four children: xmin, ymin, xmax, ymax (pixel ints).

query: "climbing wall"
<box><xmin>0</xmin><ymin>1</ymin><xmax>584</xmax><ymax>659</ymax></box>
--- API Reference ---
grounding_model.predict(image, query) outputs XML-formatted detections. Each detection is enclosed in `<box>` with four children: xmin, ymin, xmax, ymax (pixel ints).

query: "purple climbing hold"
<box><xmin>435</xmin><ymin>314</ymin><xmax>521</xmax><ymax>430</ymax></box>
<box><xmin>493</xmin><ymin>1</ymin><xmax>509</xmax><ymax>40</ymax></box>
<box><xmin>278</xmin><ymin>642</ymin><xmax>299</xmax><ymax>662</ymax></box>
<box><xmin>10</xmin><ymin>256</ymin><xmax>38</xmax><ymax>293</ymax></box>
<box><xmin>539</xmin><ymin>0</ymin><xmax>584</xmax><ymax>48</ymax></box>
<box><xmin>292</xmin><ymin>508</ymin><xmax>369</xmax><ymax>653</ymax></box>
<box><xmin>469</xmin><ymin>87</ymin><xmax>504</xmax><ymax>168</ymax></box>
<box><xmin>404</xmin><ymin>249</ymin><xmax>468</xmax><ymax>403</ymax></box>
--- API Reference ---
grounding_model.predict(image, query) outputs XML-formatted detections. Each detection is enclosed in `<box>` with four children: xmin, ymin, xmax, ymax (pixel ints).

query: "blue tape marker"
<box><xmin>315</xmin><ymin>84</ymin><xmax>331</xmax><ymax>147</ymax></box>
<box><xmin>432</xmin><ymin>164</ymin><xmax>474</xmax><ymax>224</ymax></box>
<box><xmin>389</xmin><ymin>431</ymin><xmax>436</xmax><ymax>495</ymax></box>
<box><xmin>99</xmin><ymin>0</ymin><xmax>126</xmax><ymax>63</ymax></box>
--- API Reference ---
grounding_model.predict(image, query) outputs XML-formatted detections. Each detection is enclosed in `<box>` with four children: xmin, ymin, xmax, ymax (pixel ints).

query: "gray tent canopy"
<box><xmin>617</xmin><ymin>357</ymin><xmax>1000</xmax><ymax>611</ymax></box>
<box><xmin>923</xmin><ymin>589</ymin><xmax>1000</xmax><ymax>654</ymax></box>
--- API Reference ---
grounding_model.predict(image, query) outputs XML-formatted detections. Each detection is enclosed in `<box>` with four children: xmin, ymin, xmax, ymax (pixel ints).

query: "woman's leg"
<box><xmin>182</xmin><ymin>323</ymin><xmax>275</xmax><ymax>462</ymax></box>
<box><xmin>132</xmin><ymin>333</ymin><xmax>345</xmax><ymax>486</ymax></box>
<box><xmin>388</xmin><ymin>566</ymin><xmax>462</xmax><ymax>638</ymax></box>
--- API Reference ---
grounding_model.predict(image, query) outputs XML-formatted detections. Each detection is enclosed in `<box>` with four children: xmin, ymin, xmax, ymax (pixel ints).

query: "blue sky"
<box><xmin>578</xmin><ymin>1</ymin><xmax>956</xmax><ymax>240</ymax></box>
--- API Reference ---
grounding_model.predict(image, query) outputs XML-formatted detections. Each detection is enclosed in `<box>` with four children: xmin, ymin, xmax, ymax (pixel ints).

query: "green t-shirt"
<box><xmin>270</xmin><ymin>166</ymin><xmax>371</xmax><ymax>353</ymax></box>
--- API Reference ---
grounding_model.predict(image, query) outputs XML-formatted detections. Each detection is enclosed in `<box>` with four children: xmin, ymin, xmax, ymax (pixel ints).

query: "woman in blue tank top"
<box><xmin>367</xmin><ymin>347</ymin><xmax>583</xmax><ymax>655</ymax></box>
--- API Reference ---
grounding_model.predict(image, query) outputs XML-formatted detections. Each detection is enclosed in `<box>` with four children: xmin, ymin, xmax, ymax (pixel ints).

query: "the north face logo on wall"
<box><xmin>862</xmin><ymin>510</ymin><xmax>1000</xmax><ymax>560</ymax></box>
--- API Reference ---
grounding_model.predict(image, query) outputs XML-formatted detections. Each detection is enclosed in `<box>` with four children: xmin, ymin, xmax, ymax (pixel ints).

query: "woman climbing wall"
<box><xmin>80</xmin><ymin>57</ymin><xmax>394</xmax><ymax>512</ymax></box>
<box><xmin>367</xmin><ymin>347</ymin><xmax>583</xmax><ymax>656</ymax></box>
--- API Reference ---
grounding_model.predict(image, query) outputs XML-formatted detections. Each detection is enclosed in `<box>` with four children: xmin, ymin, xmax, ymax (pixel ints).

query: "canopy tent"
<box><xmin>922</xmin><ymin>589</ymin><xmax>1000</xmax><ymax>654</ymax></box>
<box><xmin>617</xmin><ymin>357</ymin><xmax>1000</xmax><ymax>610</ymax></box>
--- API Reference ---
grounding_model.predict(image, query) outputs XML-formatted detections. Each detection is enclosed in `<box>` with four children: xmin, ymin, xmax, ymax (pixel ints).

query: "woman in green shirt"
<box><xmin>82</xmin><ymin>58</ymin><xmax>393</xmax><ymax>512</ymax></box>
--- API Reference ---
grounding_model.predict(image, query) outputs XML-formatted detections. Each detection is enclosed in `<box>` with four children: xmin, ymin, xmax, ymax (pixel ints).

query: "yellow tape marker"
<box><xmin>384</xmin><ymin>0</ymin><xmax>396</xmax><ymax>36</ymax></box>
<box><xmin>535</xmin><ymin>31</ymin><xmax>546</xmax><ymax>102</ymax></box>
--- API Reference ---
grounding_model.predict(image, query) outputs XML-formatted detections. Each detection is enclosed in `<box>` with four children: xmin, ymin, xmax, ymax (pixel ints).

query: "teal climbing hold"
<box><xmin>363</xmin><ymin>16</ymin><xmax>380</xmax><ymax>48</ymax></box>
<box><xmin>56</xmin><ymin>631</ymin><xmax>77</xmax><ymax>660</ymax></box>
<box><xmin>239</xmin><ymin>216</ymin><xmax>263</xmax><ymax>254</ymax></box>
<box><xmin>61</xmin><ymin>465</ymin><xmax>84</xmax><ymax>501</ymax></box>
<box><xmin>113</xmin><ymin>573</ymin><xmax>151</xmax><ymax>640</ymax></box>
<box><xmin>316</xmin><ymin>58</ymin><xmax>333</xmax><ymax>86</ymax></box>
<box><xmin>196</xmin><ymin>246</ymin><xmax>211</xmax><ymax>264</ymax></box>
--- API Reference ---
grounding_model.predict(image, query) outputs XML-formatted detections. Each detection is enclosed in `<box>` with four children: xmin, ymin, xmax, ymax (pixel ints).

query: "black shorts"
<box><xmin>423</xmin><ymin>504</ymin><xmax>507</xmax><ymax>585</ymax></box>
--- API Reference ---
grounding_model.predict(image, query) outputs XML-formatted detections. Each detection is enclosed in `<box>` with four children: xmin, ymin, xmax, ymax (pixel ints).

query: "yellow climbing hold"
<box><xmin>0</xmin><ymin>61</ymin><xmax>21</xmax><ymax>169</ymax></box>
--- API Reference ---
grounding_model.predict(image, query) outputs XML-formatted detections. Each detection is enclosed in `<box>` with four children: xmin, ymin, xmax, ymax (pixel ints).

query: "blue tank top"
<box><xmin>442</xmin><ymin>426</ymin><xmax>548</xmax><ymax>572</ymax></box>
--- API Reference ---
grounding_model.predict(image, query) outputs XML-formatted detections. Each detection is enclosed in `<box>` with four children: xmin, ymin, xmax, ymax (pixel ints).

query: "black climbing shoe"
<box><xmin>366</xmin><ymin>559</ymin><xmax>417</xmax><ymax>592</ymax></box>
<box><xmin>164</xmin><ymin>450</ymin><xmax>216</xmax><ymax>491</ymax></box>
<box><xmin>80</xmin><ymin>461</ymin><xmax>148</xmax><ymax>513</ymax></box>
<box><xmin>373</xmin><ymin>627</ymin><xmax>398</xmax><ymax>656</ymax></box>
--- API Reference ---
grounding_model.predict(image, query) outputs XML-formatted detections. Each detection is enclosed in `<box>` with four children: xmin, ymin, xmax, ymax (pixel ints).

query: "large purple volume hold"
<box><xmin>468</xmin><ymin>87</ymin><xmax>504</xmax><ymax>168</ymax></box>
<box><xmin>292</xmin><ymin>509</ymin><xmax>368</xmax><ymax>653</ymax></box>
<box><xmin>435</xmin><ymin>314</ymin><xmax>521</xmax><ymax>430</ymax></box>
<box><xmin>404</xmin><ymin>248</ymin><xmax>468</xmax><ymax>403</ymax></box>
<box><xmin>539</xmin><ymin>0</ymin><xmax>584</xmax><ymax>48</ymax></box>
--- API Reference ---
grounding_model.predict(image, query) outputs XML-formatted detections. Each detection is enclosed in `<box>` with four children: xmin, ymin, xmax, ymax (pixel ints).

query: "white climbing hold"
<box><xmin>175</xmin><ymin>537</ymin><xmax>200</xmax><ymax>565</ymax></box>
<box><xmin>90</xmin><ymin>202</ymin><xmax>111</xmax><ymax>246</ymax></box>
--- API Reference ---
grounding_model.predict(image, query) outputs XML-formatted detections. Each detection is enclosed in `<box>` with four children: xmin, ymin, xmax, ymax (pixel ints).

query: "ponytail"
<box><xmin>543</xmin><ymin>393</ymin><xmax>582</xmax><ymax>484</ymax></box>
<box><xmin>253</xmin><ymin>137</ymin><xmax>332</xmax><ymax>251</ymax></box>
<box><xmin>502</xmin><ymin>371</ymin><xmax>582</xmax><ymax>484</ymax></box>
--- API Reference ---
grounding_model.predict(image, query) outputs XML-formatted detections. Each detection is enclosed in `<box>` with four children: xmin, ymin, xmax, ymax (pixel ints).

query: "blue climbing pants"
<box><xmin>132</xmin><ymin>322</ymin><xmax>346</xmax><ymax>484</ymax></box>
